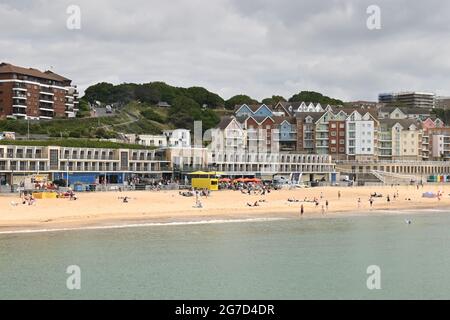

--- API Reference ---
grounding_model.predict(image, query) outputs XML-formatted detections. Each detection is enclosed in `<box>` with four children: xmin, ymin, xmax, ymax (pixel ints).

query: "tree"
<box><xmin>83</xmin><ymin>82</ymin><xmax>115</xmax><ymax>103</ymax></box>
<box><xmin>110</xmin><ymin>83</ymin><xmax>137</xmax><ymax>104</ymax></box>
<box><xmin>288</xmin><ymin>91</ymin><xmax>343</xmax><ymax>105</ymax></box>
<box><xmin>185</xmin><ymin>86</ymin><xmax>225</xmax><ymax>108</ymax></box>
<box><xmin>262</xmin><ymin>95</ymin><xmax>286</xmax><ymax>106</ymax></box>
<box><xmin>225</xmin><ymin>94</ymin><xmax>258</xmax><ymax>110</ymax></box>
<box><xmin>168</xmin><ymin>96</ymin><xmax>219</xmax><ymax>131</ymax></box>
<box><xmin>135</xmin><ymin>83</ymin><xmax>161</xmax><ymax>104</ymax></box>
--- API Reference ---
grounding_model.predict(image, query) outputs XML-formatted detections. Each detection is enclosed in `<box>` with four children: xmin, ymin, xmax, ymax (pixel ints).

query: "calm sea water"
<box><xmin>1</xmin><ymin>210</ymin><xmax>450</xmax><ymax>300</ymax></box>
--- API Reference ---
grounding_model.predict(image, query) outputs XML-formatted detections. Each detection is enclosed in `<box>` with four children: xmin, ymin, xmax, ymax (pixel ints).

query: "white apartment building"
<box><xmin>346</xmin><ymin>111</ymin><xmax>377</xmax><ymax>160</ymax></box>
<box><xmin>137</xmin><ymin>135</ymin><xmax>168</xmax><ymax>148</ymax></box>
<box><xmin>208</xmin><ymin>117</ymin><xmax>246</xmax><ymax>152</ymax></box>
<box><xmin>163</xmin><ymin>129</ymin><xmax>191</xmax><ymax>148</ymax></box>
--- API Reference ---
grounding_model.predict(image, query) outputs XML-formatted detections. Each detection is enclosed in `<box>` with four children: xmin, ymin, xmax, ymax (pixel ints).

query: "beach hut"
<box><xmin>188</xmin><ymin>172</ymin><xmax>219</xmax><ymax>191</ymax></box>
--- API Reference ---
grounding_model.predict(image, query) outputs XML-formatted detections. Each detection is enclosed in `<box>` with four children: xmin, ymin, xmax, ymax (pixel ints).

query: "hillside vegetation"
<box><xmin>0</xmin><ymin>80</ymin><xmax>344</xmax><ymax>140</ymax></box>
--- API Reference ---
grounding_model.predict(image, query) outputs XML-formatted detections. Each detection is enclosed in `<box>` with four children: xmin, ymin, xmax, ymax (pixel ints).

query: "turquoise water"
<box><xmin>1</xmin><ymin>210</ymin><xmax>450</xmax><ymax>299</ymax></box>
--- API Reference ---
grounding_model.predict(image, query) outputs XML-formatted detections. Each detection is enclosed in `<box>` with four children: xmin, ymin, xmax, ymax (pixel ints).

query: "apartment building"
<box><xmin>379</xmin><ymin>91</ymin><xmax>435</xmax><ymax>109</ymax></box>
<box><xmin>426</xmin><ymin>127</ymin><xmax>450</xmax><ymax>161</ymax></box>
<box><xmin>209</xmin><ymin>117</ymin><xmax>246</xmax><ymax>152</ymax></box>
<box><xmin>345</xmin><ymin>110</ymin><xmax>378</xmax><ymax>161</ymax></box>
<box><xmin>0</xmin><ymin>144</ymin><xmax>171</xmax><ymax>187</ymax></box>
<box><xmin>0</xmin><ymin>63</ymin><xmax>79</xmax><ymax>119</ymax></box>
<box><xmin>163</xmin><ymin>129</ymin><xmax>191</xmax><ymax>148</ymax></box>
<box><xmin>228</xmin><ymin>103</ymin><xmax>450</xmax><ymax>162</ymax></box>
<box><xmin>378</xmin><ymin>106</ymin><xmax>431</xmax><ymax>121</ymax></box>
<box><xmin>209</xmin><ymin>151</ymin><xmax>335</xmax><ymax>182</ymax></box>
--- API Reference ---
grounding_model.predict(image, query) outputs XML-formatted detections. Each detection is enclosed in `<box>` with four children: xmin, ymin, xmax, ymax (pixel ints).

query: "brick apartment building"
<box><xmin>0</xmin><ymin>63</ymin><xmax>79</xmax><ymax>120</ymax></box>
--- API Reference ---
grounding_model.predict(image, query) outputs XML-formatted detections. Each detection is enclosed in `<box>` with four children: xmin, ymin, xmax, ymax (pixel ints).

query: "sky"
<box><xmin>1</xmin><ymin>0</ymin><xmax>450</xmax><ymax>102</ymax></box>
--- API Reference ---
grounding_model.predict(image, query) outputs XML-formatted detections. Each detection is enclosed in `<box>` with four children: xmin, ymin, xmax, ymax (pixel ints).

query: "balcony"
<box><xmin>12</xmin><ymin>99</ymin><xmax>27</xmax><ymax>106</ymax></box>
<box><xmin>13</xmin><ymin>83</ymin><xmax>27</xmax><ymax>91</ymax></box>
<box><xmin>39</xmin><ymin>98</ymin><xmax>54</xmax><ymax>104</ymax></box>
<box><xmin>12</xmin><ymin>92</ymin><xmax>27</xmax><ymax>99</ymax></box>
<box><xmin>40</xmin><ymin>87</ymin><xmax>54</xmax><ymax>95</ymax></box>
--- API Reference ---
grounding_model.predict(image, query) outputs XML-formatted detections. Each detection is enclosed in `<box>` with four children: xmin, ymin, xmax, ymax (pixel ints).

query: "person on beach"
<box><xmin>369</xmin><ymin>198</ymin><xmax>374</xmax><ymax>208</ymax></box>
<box><xmin>357</xmin><ymin>198</ymin><xmax>361</xmax><ymax>208</ymax></box>
<box><xmin>325</xmin><ymin>200</ymin><xmax>329</xmax><ymax>211</ymax></box>
<box><xmin>387</xmin><ymin>195</ymin><xmax>391</xmax><ymax>204</ymax></box>
<box><xmin>338</xmin><ymin>191</ymin><xmax>341</xmax><ymax>200</ymax></box>
<box><xmin>300</xmin><ymin>204</ymin><xmax>304</xmax><ymax>216</ymax></box>
<box><xmin>321</xmin><ymin>205</ymin><xmax>325</xmax><ymax>215</ymax></box>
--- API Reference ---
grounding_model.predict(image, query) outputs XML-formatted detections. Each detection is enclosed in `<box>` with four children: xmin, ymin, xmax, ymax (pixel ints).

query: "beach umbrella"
<box><xmin>219</xmin><ymin>178</ymin><xmax>231</xmax><ymax>182</ymax></box>
<box><xmin>233</xmin><ymin>178</ymin><xmax>246</xmax><ymax>183</ymax></box>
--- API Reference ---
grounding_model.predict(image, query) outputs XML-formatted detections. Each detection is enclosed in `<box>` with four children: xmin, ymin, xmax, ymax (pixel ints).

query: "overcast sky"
<box><xmin>1</xmin><ymin>0</ymin><xmax>450</xmax><ymax>102</ymax></box>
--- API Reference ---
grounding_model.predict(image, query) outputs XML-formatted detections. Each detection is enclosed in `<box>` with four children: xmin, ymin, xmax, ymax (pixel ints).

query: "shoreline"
<box><xmin>1</xmin><ymin>201</ymin><xmax>449</xmax><ymax>235</ymax></box>
<box><xmin>1</xmin><ymin>185</ymin><xmax>449</xmax><ymax>234</ymax></box>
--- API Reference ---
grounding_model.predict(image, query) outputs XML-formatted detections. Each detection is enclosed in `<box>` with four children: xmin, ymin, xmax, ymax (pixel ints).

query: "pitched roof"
<box><xmin>380</xmin><ymin>118</ymin><xmax>420</xmax><ymax>129</ymax></box>
<box><xmin>378</xmin><ymin>105</ymin><xmax>431</xmax><ymax>115</ymax></box>
<box><xmin>234</xmin><ymin>104</ymin><xmax>273</xmax><ymax>113</ymax></box>
<box><xmin>216</xmin><ymin>116</ymin><xmax>239</xmax><ymax>130</ymax></box>
<box><xmin>273</xmin><ymin>116</ymin><xmax>296</xmax><ymax>125</ymax></box>
<box><xmin>295</xmin><ymin>112</ymin><xmax>326</xmax><ymax>122</ymax></box>
<box><xmin>0</xmin><ymin>62</ymin><xmax>71</xmax><ymax>83</ymax></box>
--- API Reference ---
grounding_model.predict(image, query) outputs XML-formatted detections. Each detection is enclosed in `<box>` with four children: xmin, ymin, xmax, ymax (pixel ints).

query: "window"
<box><xmin>331</xmin><ymin>123</ymin><xmax>336</xmax><ymax>128</ymax></box>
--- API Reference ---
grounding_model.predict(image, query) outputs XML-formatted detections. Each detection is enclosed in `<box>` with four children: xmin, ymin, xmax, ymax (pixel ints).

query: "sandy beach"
<box><xmin>1</xmin><ymin>185</ymin><xmax>449</xmax><ymax>232</ymax></box>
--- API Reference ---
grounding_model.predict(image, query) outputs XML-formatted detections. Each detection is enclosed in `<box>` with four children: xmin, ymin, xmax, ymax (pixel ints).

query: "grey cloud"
<box><xmin>1</xmin><ymin>0</ymin><xmax>450</xmax><ymax>102</ymax></box>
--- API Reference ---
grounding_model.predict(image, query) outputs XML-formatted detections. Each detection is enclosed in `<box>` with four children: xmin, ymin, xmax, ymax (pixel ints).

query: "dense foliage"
<box><xmin>261</xmin><ymin>95</ymin><xmax>287</xmax><ymax>106</ymax></box>
<box><xmin>288</xmin><ymin>91</ymin><xmax>344</xmax><ymax>105</ymax></box>
<box><xmin>433</xmin><ymin>108</ymin><xmax>450</xmax><ymax>124</ymax></box>
<box><xmin>84</xmin><ymin>81</ymin><xmax>225</xmax><ymax>108</ymax></box>
<box><xmin>224</xmin><ymin>95</ymin><xmax>259</xmax><ymax>110</ymax></box>
<box><xmin>167</xmin><ymin>96</ymin><xmax>220</xmax><ymax>131</ymax></box>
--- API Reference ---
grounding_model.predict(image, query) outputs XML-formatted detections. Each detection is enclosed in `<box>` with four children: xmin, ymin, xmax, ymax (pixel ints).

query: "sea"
<box><xmin>1</xmin><ymin>209</ymin><xmax>450</xmax><ymax>300</ymax></box>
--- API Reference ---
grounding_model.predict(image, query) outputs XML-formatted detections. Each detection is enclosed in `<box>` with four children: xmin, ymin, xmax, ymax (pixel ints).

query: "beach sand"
<box><xmin>0</xmin><ymin>185</ymin><xmax>449</xmax><ymax>232</ymax></box>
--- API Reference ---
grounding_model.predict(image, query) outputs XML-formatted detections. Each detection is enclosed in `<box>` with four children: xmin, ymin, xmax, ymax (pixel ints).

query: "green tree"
<box><xmin>83</xmin><ymin>82</ymin><xmax>115</xmax><ymax>103</ymax></box>
<box><xmin>135</xmin><ymin>83</ymin><xmax>161</xmax><ymax>104</ymax></box>
<box><xmin>185</xmin><ymin>86</ymin><xmax>224</xmax><ymax>108</ymax></box>
<box><xmin>168</xmin><ymin>96</ymin><xmax>219</xmax><ymax>131</ymax></box>
<box><xmin>288</xmin><ymin>91</ymin><xmax>343</xmax><ymax>105</ymax></box>
<box><xmin>225</xmin><ymin>94</ymin><xmax>258</xmax><ymax>110</ymax></box>
<box><xmin>262</xmin><ymin>95</ymin><xmax>286</xmax><ymax>105</ymax></box>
